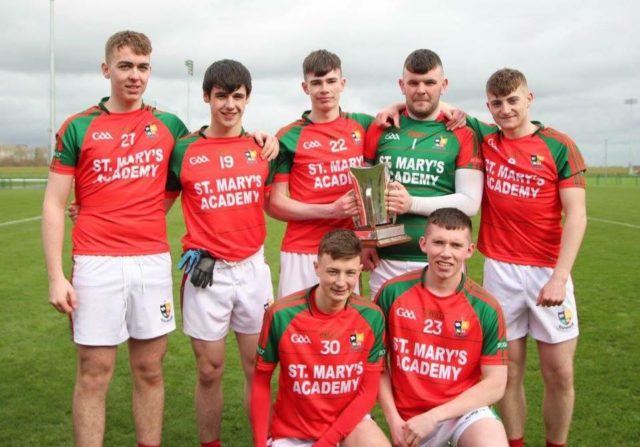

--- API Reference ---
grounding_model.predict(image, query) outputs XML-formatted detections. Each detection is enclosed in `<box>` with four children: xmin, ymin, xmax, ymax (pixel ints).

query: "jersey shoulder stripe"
<box><xmin>57</xmin><ymin>105</ymin><xmax>103</xmax><ymax>141</ymax></box>
<box><xmin>52</xmin><ymin>106</ymin><xmax>104</xmax><ymax>170</ymax></box>
<box><xmin>152</xmin><ymin>108</ymin><xmax>189</xmax><ymax>139</ymax></box>
<box><xmin>342</xmin><ymin>112</ymin><xmax>375</xmax><ymax>130</ymax></box>
<box><xmin>375</xmin><ymin>268</ymin><xmax>423</xmax><ymax>314</ymax></box>
<box><xmin>462</xmin><ymin>277</ymin><xmax>502</xmax><ymax>311</ymax></box>
<box><xmin>276</xmin><ymin>118</ymin><xmax>307</xmax><ymax>140</ymax></box>
<box><xmin>537</xmin><ymin>127</ymin><xmax>587</xmax><ymax>179</ymax></box>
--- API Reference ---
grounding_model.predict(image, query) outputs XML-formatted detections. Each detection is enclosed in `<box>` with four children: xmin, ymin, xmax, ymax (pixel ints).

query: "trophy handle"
<box><xmin>364</xmin><ymin>186</ymin><xmax>376</xmax><ymax>229</ymax></box>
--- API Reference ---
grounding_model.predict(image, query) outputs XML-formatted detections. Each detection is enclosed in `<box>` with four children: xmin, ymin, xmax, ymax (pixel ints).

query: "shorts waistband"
<box><xmin>216</xmin><ymin>246</ymin><xmax>265</xmax><ymax>268</ymax></box>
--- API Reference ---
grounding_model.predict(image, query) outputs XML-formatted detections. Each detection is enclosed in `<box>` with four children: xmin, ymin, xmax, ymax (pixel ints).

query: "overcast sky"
<box><xmin>1</xmin><ymin>0</ymin><xmax>638</xmax><ymax>166</ymax></box>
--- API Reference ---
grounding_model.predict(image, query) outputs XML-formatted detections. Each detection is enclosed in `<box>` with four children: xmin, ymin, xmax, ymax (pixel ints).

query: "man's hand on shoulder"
<box><xmin>375</xmin><ymin>102</ymin><xmax>404</xmax><ymax>129</ymax></box>
<box><xmin>249</xmin><ymin>131</ymin><xmax>279</xmax><ymax>161</ymax></box>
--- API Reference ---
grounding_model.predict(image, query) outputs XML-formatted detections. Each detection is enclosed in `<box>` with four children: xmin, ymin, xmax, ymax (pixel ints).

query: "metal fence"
<box><xmin>0</xmin><ymin>178</ymin><xmax>48</xmax><ymax>189</ymax></box>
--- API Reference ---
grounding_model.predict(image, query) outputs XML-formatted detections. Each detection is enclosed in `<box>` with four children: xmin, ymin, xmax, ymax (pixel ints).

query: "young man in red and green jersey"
<box><xmin>376</xmin><ymin>207</ymin><xmax>508</xmax><ymax>447</ymax></box>
<box><xmin>267</xmin><ymin>50</ymin><xmax>374</xmax><ymax>298</ymax></box>
<box><xmin>465</xmin><ymin>68</ymin><xmax>587</xmax><ymax>447</ymax></box>
<box><xmin>165</xmin><ymin>59</ymin><xmax>276</xmax><ymax>447</ymax></box>
<box><xmin>364</xmin><ymin>49</ymin><xmax>483</xmax><ymax>298</ymax></box>
<box><xmin>42</xmin><ymin>31</ymin><xmax>188</xmax><ymax>447</ymax></box>
<box><xmin>251</xmin><ymin>229</ymin><xmax>390</xmax><ymax>447</ymax></box>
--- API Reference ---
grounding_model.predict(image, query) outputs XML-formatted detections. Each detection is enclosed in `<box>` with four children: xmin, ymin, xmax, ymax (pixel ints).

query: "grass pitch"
<box><xmin>0</xmin><ymin>178</ymin><xmax>638</xmax><ymax>446</ymax></box>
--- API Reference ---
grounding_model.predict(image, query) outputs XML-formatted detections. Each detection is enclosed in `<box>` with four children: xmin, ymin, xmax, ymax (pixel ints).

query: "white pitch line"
<box><xmin>0</xmin><ymin>216</ymin><xmax>42</xmax><ymax>227</ymax></box>
<box><xmin>588</xmin><ymin>217</ymin><xmax>640</xmax><ymax>229</ymax></box>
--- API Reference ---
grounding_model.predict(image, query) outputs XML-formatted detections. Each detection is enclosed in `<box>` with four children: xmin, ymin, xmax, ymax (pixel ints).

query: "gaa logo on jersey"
<box><xmin>351</xmin><ymin>129</ymin><xmax>362</xmax><ymax>145</ymax></box>
<box><xmin>557</xmin><ymin>307</ymin><xmax>575</xmax><ymax>330</ymax></box>
<box><xmin>530</xmin><ymin>154</ymin><xmax>545</xmax><ymax>169</ymax></box>
<box><xmin>291</xmin><ymin>333</ymin><xmax>312</xmax><ymax>344</ymax></box>
<box><xmin>160</xmin><ymin>300</ymin><xmax>173</xmax><ymax>322</ymax></box>
<box><xmin>144</xmin><ymin>123</ymin><xmax>158</xmax><ymax>138</ymax></box>
<box><xmin>433</xmin><ymin>136</ymin><xmax>448</xmax><ymax>150</ymax></box>
<box><xmin>454</xmin><ymin>320</ymin><xmax>470</xmax><ymax>337</ymax></box>
<box><xmin>350</xmin><ymin>332</ymin><xmax>364</xmax><ymax>351</ymax></box>
<box><xmin>245</xmin><ymin>149</ymin><xmax>258</xmax><ymax>163</ymax></box>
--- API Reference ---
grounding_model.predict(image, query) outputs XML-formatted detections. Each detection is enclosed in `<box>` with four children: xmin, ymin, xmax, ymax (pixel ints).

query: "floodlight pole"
<box><xmin>624</xmin><ymin>98</ymin><xmax>637</xmax><ymax>174</ymax></box>
<box><xmin>49</xmin><ymin>0</ymin><xmax>56</xmax><ymax>161</ymax></box>
<box><xmin>185</xmin><ymin>60</ymin><xmax>194</xmax><ymax>130</ymax></box>
<box><xmin>604</xmin><ymin>139</ymin><xmax>608</xmax><ymax>178</ymax></box>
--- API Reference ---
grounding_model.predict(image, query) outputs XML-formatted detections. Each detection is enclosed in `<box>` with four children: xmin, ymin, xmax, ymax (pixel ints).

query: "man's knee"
<box><xmin>76</xmin><ymin>356</ymin><xmax>115</xmax><ymax>393</ymax></box>
<box><xmin>197</xmin><ymin>359</ymin><xmax>225</xmax><ymax>387</ymax></box>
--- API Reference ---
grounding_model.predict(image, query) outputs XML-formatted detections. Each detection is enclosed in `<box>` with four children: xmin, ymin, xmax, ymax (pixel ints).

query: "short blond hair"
<box><xmin>105</xmin><ymin>30</ymin><xmax>152</xmax><ymax>62</ymax></box>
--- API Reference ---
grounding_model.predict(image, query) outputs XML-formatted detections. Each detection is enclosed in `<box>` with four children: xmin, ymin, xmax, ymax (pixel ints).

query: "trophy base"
<box><xmin>354</xmin><ymin>224</ymin><xmax>411</xmax><ymax>248</ymax></box>
<box><xmin>360</xmin><ymin>234</ymin><xmax>412</xmax><ymax>248</ymax></box>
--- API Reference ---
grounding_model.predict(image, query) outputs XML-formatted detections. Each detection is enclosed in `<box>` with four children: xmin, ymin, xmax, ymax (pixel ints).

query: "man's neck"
<box><xmin>314</xmin><ymin>290</ymin><xmax>342</xmax><ymax>314</ymax></box>
<box><xmin>503</xmin><ymin>121</ymin><xmax>539</xmax><ymax>139</ymax></box>
<box><xmin>424</xmin><ymin>270</ymin><xmax>463</xmax><ymax>297</ymax></box>
<box><xmin>407</xmin><ymin>106</ymin><xmax>440</xmax><ymax>122</ymax></box>
<box><xmin>308</xmin><ymin>107</ymin><xmax>340</xmax><ymax>124</ymax></box>
<box><xmin>104</xmin><ymin>97</ymin><xmax>142</xmax><ymax>113</ymax></box>
<box><xmin>206</xmin><ymin>123</ymin><xmax>242</xmax><ymax>138</ymax></box>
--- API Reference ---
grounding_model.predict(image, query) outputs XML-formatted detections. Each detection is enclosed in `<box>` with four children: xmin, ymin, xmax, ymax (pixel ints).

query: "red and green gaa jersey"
<box><xmin>364</xmin><ymin>112</ymin><xmax>482</xmax><ymax>261</ymax></box>
<box><xmin>166</xmin><ymin>128</ymin><xmax>275</xmax><ymax>261</ymax></box>
<box><xmin>274</xmin><ymin>111</ymin><xmax>374</xmax><ymax>253</ymax></box>
<box><xmin>376</xmin><ymin>268</ymin><xmax>507</xmax><ymax>419</ymax></box>
<box><xmin>50</xmin><ymin>98</ymin><xmax>188</xmax><ymax>255</ymax></box>
<box><xmin>466</xmin><ymin>118</ymin><xmax>586</xmax><ymax>267</ymax></box>
<box><xmin>256</xmin><ymin>286</ymin><xmax>386</xmax><ymax>440</ymax></box>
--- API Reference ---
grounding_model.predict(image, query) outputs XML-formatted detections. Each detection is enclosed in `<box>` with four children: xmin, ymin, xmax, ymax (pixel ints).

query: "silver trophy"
<box><xmin>349</xmin><ymin>164</ymin><xmax>411</xmax><ymax>248</ymax></box>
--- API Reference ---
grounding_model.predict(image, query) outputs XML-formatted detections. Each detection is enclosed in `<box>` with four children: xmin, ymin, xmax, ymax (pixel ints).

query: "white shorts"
<box><xmin>483</xmin><ymin>258</ymin><xmax>579</xmax><ymax>343</ymax></box>
<box><xmin>369</xmin><ymin>258</ymin><xmax>427</xmax><ymax>299</ymax></box>
<box><xmin>71</xmin><ymin>253</ymin><xmax>175</xmax><ymax>346</ymax></box>
<box><xmin>278</xmin><ymin>252</ymin><xmax>318</xmax><ymax>298</ymax></box>
<box><xmin>271</xmin><ymin>415</ymin><xmax>372</xmax><ymax>447</ymax></box>
<box><xmin>278</xmin><ymin>251</ymin><xmax>361</xmax><ymax>299</ymax></box>
<box><xmin>419</xmin><ymin>406</ymin><xmax>499</xmax><ymax>447</ymax></box>
<box><xmin>182</xmin><ymin>247</ymin><xmax>273</xmax><ymax>341</ymax></box>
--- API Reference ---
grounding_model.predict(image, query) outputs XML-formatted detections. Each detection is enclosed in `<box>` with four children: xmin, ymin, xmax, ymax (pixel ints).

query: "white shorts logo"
<box><xmin>396</xmin><ymin>307</ymin><xmax>417</xmax><ymax>320</ymax></box>
<box><xmin>92</xmin><ymin>131</ymin><xmax>113</xmax><ymax>141</ymax></box>
<box><xmin>290</xmin><ymin>333</ymin><xmax>312</xmax><ymax>344</ymax></box>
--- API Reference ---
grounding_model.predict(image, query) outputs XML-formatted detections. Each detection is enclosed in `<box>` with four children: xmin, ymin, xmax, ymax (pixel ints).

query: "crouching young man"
<box><xmin>251</xmin><ymin>229</ymin><xmax>390</xmax><ymax>447</ymax></box>
<box><xmin>376</xmin><ymin>208</ymin><xmax>508</xmax><ymax>447</ymax></box>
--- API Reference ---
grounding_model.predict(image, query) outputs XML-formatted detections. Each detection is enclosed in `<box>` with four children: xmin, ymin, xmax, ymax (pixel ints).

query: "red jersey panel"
<box><xmin>376</xmin><ymin>269</ymin><xmax>507</xmax><ymax>419</ymax></box>
<box><xmin>468</xmin><ymin>119</ymin><xmax>587</xmax><ymax>266</ymax></box>
<box><xmin>167</xmin><ymin>131</ymin><xmax>272</xmax><ymax>261</ymax></box>
<box><xmin>274</xmin><ymin>112</ymin><xmax>373</xmax><ymax>253</ymax></box>
<box><xmin>51</xmin><ymin>100</ymin><xmax>187</xmax><ymax>255</ymax></box>
<box><xmin>256</xmin><ymin>287</ymin><xmax>386</xmax><ymax>440</ymax></box>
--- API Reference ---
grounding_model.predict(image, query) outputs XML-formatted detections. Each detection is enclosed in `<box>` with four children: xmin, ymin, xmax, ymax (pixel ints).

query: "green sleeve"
<box><xmin>465</xmin><ymin>116</ymin><xmax>498</xmax><ymax>140</ymax></box>
<box><xmin>156</xmin><ymin>111</ymin><xmax>189</xmax><ymax>140</ymax></box>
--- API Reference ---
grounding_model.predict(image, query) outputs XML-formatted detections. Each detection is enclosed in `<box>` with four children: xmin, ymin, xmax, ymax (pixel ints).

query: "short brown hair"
<box><xmin>486</xmin><ymin>68</ymin><xmax>528</xmax><ymax>97</ymax></box>
<box><xmin>105</xmin><ymin>30</ymin><xmax>152</xmax><ymax>62</ymax></box>
<box><xmin>318</xmin><ymin>229</ymin><xmax>361</xmax><ymax>260</ymax></box>
<box><xmin>303</xmin><ymin>50</ymin><xmax>341</xmax><ymax>78</ymax></box>
<box><xmin>426</xmin><ymin>208</ymin><xmax>472</xmax><ymax>234</ymax></box>
<box><xmin>404</xmin><ymin>49</ymin><xmax>443</xmax><ymax>74</ymax></box>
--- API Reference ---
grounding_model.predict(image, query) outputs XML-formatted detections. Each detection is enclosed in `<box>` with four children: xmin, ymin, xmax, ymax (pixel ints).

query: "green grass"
<box><xmin>0</xmin><ymin>166</ymin><xmax>49</xmax><ymax>178</ymax></box>
<box><xmin>0</xmin><ymin>185</ymin><xmax>639</xmax><ymax>446</ymax></box>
